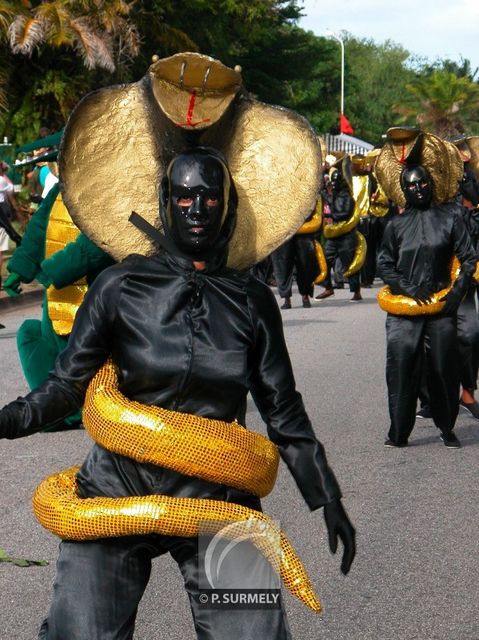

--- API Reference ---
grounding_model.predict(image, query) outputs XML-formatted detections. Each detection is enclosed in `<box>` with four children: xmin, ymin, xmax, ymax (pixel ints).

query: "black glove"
<box><xmin>323</xmin><ymin>499</ymin><xmax>356</xmax><ymax>575</ymax></box>
<box><xmin>439</xmin><ymin>288</ymin><xmax>463</xmax><ymax>315</ymax></box>
<box><xmin>412</xmin><ymin>285</ymin><xmax>433</xmax><ymax>306</ymax></box>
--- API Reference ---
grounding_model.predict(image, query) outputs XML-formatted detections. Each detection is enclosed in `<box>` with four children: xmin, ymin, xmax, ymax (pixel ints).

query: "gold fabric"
<box><xmin>352</xmin><ymin>175</ymin><xmax>370</xmax><ymax>218</ymax></box>
<box><xmin>83</xmin><ymin>361</ymin><xmax>279</xmax><ymax>498</ymax></box>
<box><xmin>343</xmin><ymin>231</ymin><xmax>367</xmax><ymax>277</ymax></box>
<box><xmin>45</xmin><ymin>192</ymin><xmax>87</xmax><ymax>335</ymax></box>
<box><xmin>296</xmin><ymin>200</ymin><xmax>322</xmax><ymax>235</ymax></box>
<box><xmin>149</xmin><ymin>53</ymin><xmax>242</xmax><ymax>130</ymax></box>
<box><xmin>314</xmin><ymin>241</ymin><xmax>327</xmax><ymax>284</ymax></box>
<box><xmin>32</xmin><ymin>361</ymin><xmax>321</xmax><ymax>612</ymax></box>
<box><xmin>59</xmin><ymin>53</ymin><xmax>322</xmax><ymax>270</ymax></box>
<box><xmin>377</xmin><ymin>258</ymin><xmax>459</xmax><ymax>315</ymax></box>
<box><xmin>32</xmin><ymin>466</ymin><xmax>321</xmax><ymax>612</ymax></box>
<box><xmin>370</xmin><ymin>182</ymin><xmax>389</xmax><ymax>217</ymax></box>
<box><xmin>375</xmin><ymin>129</ymin><xmax>463</xmax><ymax>208</ymax></box>
<box><xmin>323</xmin><ymin>206</ymin><xmax>360</xmax><ymax>239</ymax></box>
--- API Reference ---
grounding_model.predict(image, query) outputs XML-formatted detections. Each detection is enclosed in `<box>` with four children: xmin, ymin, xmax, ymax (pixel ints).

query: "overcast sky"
<box><xmin>298</xmin><ymin>0</ymin><xmax>479</xmax><ymax>72</ymax></box>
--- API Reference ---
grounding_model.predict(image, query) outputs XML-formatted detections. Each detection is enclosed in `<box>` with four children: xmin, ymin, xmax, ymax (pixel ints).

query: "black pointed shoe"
<box><xmin>440</xmin><ymin>432</ymin><xmax>461</xmax><ymax>448</ymax></box>
<box><xmin>384</xmin><ymin>438</ymin><xmax>408</xmax><ymax>448</ymax></box>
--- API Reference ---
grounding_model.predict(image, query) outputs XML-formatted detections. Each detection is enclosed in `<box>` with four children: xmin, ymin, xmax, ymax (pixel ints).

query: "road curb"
<box><xmin>0</xmin><ymin>289</ymin><xmax>43</xmax><ymax>311</ymax></box>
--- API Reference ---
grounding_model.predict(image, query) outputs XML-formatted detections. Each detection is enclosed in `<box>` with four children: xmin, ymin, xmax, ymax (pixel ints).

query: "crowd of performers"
<box><xmin>255</xmin><ymin>130</ymin><xmax>479</xmax><ymax>451</ymax></box>
<box><xmin>0</xmin><ymin>51</ymin><xmax>478</xmax><ymax>639</ymax></box>
<box><xmin>264</xmin><ymin>148</ymin><xmax>396</xmax><ymax>308</ymax></box>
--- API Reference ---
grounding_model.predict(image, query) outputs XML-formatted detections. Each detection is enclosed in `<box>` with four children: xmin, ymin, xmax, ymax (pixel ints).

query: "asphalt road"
<box><xmin>0</xmin><ymin>284</ymin><xmax>478</xmax><ymax>640</ymax></box>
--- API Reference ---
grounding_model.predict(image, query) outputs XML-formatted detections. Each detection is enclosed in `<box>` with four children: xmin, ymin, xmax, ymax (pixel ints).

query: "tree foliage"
<box><xmin>2</xmin><ymin>0</ymin><xmax>328</xmax><ymax>142</ymax></box>
<box><xmin>393</xmin><ymin>69</ymin><xmax>479</xmax><ymax>138</ymax></box>
<box><xmin>341</xmin><ymin>34</ymin><xmax>415</xmax><ymax>145</ymax></box>
<box><xmin>1</xmin><ymin>1</ymin><xmax>479</xmax><ymax>146</ymax></box>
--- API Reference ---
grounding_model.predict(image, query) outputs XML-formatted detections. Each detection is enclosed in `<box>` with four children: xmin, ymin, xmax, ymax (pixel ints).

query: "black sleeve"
<box><xmin>331</xmin><ymin>192</ymin><xmax>355</xmax><ymax>222</ymax></box>
<box><xmin>0</xmin><ymin>265</ymin><xmax>121</xmax><ymax>439</ymax></box>
<box><xmin>247</xmin><ymin>280</ymin><xmax>341</xmax><ymax>510</ymax></box>
<box><xmin>451</xmin><ymin>207</ymin><xmax>477</xmax><ymax>297</ymax></box>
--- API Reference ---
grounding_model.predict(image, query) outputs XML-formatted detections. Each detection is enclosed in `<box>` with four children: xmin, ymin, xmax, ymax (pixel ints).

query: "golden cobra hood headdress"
<box><xmin>59</xmin><ymin>52</ymin><xmax>322</xmax><ymax>270</ymax></box>
<box><xmin>374</xmin><ymin>127</ymin><xmax>463</xmax><ymax>208</ymax></box>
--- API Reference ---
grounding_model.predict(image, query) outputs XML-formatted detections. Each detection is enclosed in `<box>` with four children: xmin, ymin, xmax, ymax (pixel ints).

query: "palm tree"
<box><xmin>6</xmin><ymin>0</ymin><xmax>140</xmax><ymax>72</ymax></box>
<box><xmin>0</xmin><ymin>1</ymin><xmax>144</xmax><ymax>139</ymax></box>
<box><xmin>393</xmin><ymin>69</ymin><xmax>479</xmax><ymax>138</ymax></box>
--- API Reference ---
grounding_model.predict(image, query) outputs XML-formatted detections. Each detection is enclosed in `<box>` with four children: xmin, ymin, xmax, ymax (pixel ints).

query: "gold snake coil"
<box><xmin>297</xmin><ymin>201</ymin><xmax>322</xmax><ymax>235</ymax></box>
<box><xmin>314</xmin><ymin>241</ymin><xmax>327</xmax><ymax>284</ymax></box>
<box><xmin>343</xmin><ymin>231</ymin><xmax>367</xmax><ymax>278</ymax></box>
<box><xmin>377</xmin><ymin>257</ymin><xmax>459</xmax><ymax>315</ymax></box>
<box><xmin>322</xmin><ymin>206</ymin><xmax>360</xmax><ymax>238</ymax></box>
<box><xmin>82</xmin><ymin>361</ymin><xmax>279</xmax><ymax>498</ymax></box>
<box><xmin>32</xmin><ymin>362</ymin><xmax>322</xmax><ymax>612</ymax></box>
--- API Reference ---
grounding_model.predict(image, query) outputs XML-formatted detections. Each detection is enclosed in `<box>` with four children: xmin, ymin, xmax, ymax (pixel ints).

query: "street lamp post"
<box><xmin>325</xmin><ymin>29</ymin><xmax>345</xmax><ymax>119</ymax></box>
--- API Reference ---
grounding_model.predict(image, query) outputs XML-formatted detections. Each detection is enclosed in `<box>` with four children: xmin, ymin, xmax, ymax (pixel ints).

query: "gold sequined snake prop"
<box><xmin>343</xmin><ymin>231</ymin><xmax>366</xmax><ymax>278</ymax></box>
<box><xmin>314</xmin><ymin>241</ymin><xmax>327</xmax><ymax>284</ymax></box>
<box><xmin>32</xmin><ymin>361</ymin><xmax>322</xmax><ymax>613</ymax></box>
<box><xmin>296</xmin><ymin>200</ymin><xmax>322</xmax><ymax>235</ymax></box>
<box><xmin>377</xmin><ymin>257</ymin><xmax>460</xmax><ymax>315</ymax></box>
<box><xmin>322</xmin><ymin>206</ymin><xmax>360</xmax><ymax>239</ymax></box>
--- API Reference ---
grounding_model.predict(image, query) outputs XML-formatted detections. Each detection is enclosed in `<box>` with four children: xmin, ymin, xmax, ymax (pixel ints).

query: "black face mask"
<box><xmin>163</xmin><ymin>153</ymin><xmax>228</xmax><ymax>256</ymax></box>
<box><xmin>401</xmin><ymin>166</ymin><xmax>433</xmax><ymax>209</ymax></box>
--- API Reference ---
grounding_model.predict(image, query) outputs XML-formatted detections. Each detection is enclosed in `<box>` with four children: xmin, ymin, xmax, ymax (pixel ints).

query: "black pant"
<box><xmin>418</xmin><ymin>287</ymin><xmax>479</xmax><ymax>408</ymax></box>
<box><xmin>359</xmin><ymin>216</ymin><xmax>378</xmax><ymax>286</ymax></box>
<box><xmin>386</xmin><ymin>313</ymin><xmax>459</xmax><ymax>442</ymax></box>
<box><xmin>38</xmin><ymin>534</ymin><xmax>291</xmax><ymax>640</ymax></box>
<box><xmin>37</xmin><ymin>445</ymin><xmax>292</xmax><ymax>640</ymax></box>
<box><xmin>322</xmin><ymin>231</ymin><xmax>360</xmax><ymax>293</ymax></box>
<box><xmin>456</xmin><ymin>287</ymin><xmax>479</xmax><ymax>390</ymax></box>
<box><xmin>271</xmin><ymin>234</ymin><xmax>318</xmax><ymax>298</ymax></box>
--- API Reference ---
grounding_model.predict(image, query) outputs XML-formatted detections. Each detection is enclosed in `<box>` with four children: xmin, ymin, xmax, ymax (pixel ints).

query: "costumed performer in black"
<box><xmin>351</xmin><ymin>154</ymin><xmax>376</xmax><ymax>288</ymax></box>
<box><xmin>270</xmin><ymin>202</ymin><xmax>322</xmax><ymax>309</ymax></box>
<box><xmin>0</xmin><ymin>53</ymin><xmax>355</xmax><ymax>640</ymax></box>
<box><xmin>416</xmin><ymin>136</ymin><xmax>479</xmax><ymax>421</ymax></box>
<box><xmin>452</xmin><ymin>136</ymin><xmax>479</xmax><ymax>418</ymax></box>
<box><xmin>376</xmin><ymin>127</ymin><xmax>476</xmax><ymax>449</ymax></box>
<box><xmin>315</xmin><ymin>154</ymin><xmax>363</xmax><ymax>302</ymax></box>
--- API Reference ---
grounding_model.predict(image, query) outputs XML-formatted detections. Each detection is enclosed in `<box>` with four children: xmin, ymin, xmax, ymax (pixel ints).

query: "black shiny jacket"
<box><xmin>0</xmin><ymin>251</ymin><xmax>340</xmax><ymax>510</ymax></box>
<box><xmin>377</xmin><ymin>201</ymin><xmax>477</xmax><ymax>299</ymax></box>
<box><xmin>331</xmin><ymin>188</ymin><xmax>355</xmax><ymax>223</ymax></box>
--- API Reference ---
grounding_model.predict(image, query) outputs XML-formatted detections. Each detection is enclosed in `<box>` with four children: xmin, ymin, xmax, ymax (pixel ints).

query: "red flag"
<box><xmin>340</xmin><ymin>113</ymin><xmax>354</xmax><ymax>134</ymax></box>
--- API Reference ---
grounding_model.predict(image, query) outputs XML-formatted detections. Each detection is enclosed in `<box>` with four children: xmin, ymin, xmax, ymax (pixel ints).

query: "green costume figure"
<box><xmin>3</xmin><ymin>181</ymin><xmax>114</xmax><ymax>429</ymax></box>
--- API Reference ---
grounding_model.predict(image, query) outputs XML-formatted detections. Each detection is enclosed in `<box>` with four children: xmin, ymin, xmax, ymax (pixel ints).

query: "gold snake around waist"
<box><xmin>32</xmin><ymin>361</ymin><xmax>322</xmax><ymax>612</ymax></box>
<box><xmin>297</xmin><ymin>200</ymin><xmax>322</xmax><ymax>235</ymax></box>
<box><xmin>377</xmin><ymin>257</ymin><xmax>459</xmax><ymax>315</ymax></box>
<box><xmin>82</xmin><ymin>361</ymin><xmax>279</xmax><ymax>498</ymax></box>
<box><xmin>323</xmin><ymin>206</ymin><xmax>360</xmax><ymax>238</ymax></box>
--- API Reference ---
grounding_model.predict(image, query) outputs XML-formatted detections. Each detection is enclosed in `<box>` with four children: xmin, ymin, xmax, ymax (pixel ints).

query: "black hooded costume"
<box><xmin>377</xmin><ymin>150</ymin><xmax>477</xmax><ymax>446</ymax></box>
<box><xmin>0</xmin><ymin>149</ymin><xmax>353</xmax><ymax>640</ymax></box>
<box><xmin>317</xmin><ymin>158</ymin><xmax>361</xmax><ymax>297</ymax></box>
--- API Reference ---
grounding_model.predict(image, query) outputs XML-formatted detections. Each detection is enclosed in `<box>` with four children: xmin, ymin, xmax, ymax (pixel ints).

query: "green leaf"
<box><xmin>0</xmin><ymin>546</ymin><xmax>49</xmax><ymax>567</ymax></box>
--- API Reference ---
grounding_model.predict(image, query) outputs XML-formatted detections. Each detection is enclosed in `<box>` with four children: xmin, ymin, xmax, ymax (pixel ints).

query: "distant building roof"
<box><xmin>324</xmin><ymin>132</ymin><xmax>374</xmax><ymax>155</ymax></box>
